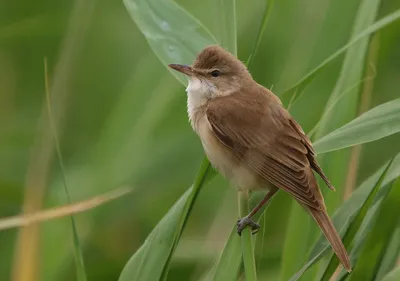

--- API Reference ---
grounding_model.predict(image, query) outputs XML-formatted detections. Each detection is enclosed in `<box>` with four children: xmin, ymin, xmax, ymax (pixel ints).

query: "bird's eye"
<box><xmin>210</xmin><ymin>70</ymin><xmax>221</xmax><ymax>77</ymax></box>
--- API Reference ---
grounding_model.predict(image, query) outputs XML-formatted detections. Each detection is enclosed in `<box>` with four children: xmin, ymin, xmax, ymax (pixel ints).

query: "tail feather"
<box><xmin>308</xmin><ymin>207</ymin><xmax>352</xmax><ymax>272</ymax></box>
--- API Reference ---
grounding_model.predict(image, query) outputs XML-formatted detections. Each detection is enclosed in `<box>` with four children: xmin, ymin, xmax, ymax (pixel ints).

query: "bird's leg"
<box><xmin>237</xmin><ymin>188</ymin><xmax>278</xmax><ymax>235</ymax></box>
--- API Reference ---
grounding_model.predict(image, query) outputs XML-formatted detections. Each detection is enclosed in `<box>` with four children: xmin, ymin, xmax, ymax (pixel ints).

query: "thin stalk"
<box><xmin>280</xmin><ymin>9</ymin><xmax>400</xmax><ymax>101</ymax></box>
<box><xmin>246</xmin><ymin>0</ymin><xmax>275</xmax><ymax>70</ymax></box>
<box><xmin>343</xmin><ymin>32</ymin><xmax>380</xmax><ymax>199</ymax></box>
<box><xmin>44</xmin><ymin>58</ymin><xmax>87</xmax><ymax>281</ymax></box>
<box><xmin>239</xmin><ymin>191</ymin><xmax>258</xmax><ymax>281</ymax></box>
<box><xmin>11</xmin><ymin>81</ymin><xmax>53</xmax><ymax>281</ymax></box>
<box><xmin>237</xmin><ymin>2</ymin><xmax>276</xmax><ymax>279</ymax></box>
<box><xmin>214</xmin><ymin>0</ymin><xmax>237</xmax><ymax>55</ymax></box>
<box><xmin>0</xmin><ymin>187</ymin><xmax>132</xmax><ymax>230</ymax></box>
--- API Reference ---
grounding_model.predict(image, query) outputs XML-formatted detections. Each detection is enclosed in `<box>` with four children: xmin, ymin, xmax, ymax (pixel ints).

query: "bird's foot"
<box><xmin>237</xmin><ymin>216</ymin><xmax>260</xmax><ymax>236</ymax></box>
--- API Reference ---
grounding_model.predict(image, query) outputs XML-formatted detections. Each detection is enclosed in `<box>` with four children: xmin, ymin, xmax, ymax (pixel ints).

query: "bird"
<box><xmin>168</xmin><ymin>45</ymin><xmax>351</xmax><ymax>272</ymax></box>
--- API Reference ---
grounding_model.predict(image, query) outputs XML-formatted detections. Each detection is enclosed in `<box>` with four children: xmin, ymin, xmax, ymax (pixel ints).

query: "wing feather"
<box><xmin>206</xmin><ymin>89</ymin><xmax>326</xmax><ymax>209</ymax></box>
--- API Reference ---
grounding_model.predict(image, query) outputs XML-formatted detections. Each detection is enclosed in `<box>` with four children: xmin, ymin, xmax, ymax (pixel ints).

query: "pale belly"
<box><xmin>195</xmin><ymin>117</ymin><xmax>263</xmax><ymax>191</ymax></box>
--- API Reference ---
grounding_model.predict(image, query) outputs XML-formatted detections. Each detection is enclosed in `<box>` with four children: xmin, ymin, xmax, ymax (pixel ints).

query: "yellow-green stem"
<box><xmin>239</xmin><ymin>191</ymin><xmax>258</xmax><ymax>281</ymax></box>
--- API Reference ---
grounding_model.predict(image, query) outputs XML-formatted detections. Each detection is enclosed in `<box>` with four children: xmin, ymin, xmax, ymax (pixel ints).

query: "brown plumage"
<box><xmin>168</xmin><ymin>45</ymin><xmax>351</xmax><ymax>272</ymax></box>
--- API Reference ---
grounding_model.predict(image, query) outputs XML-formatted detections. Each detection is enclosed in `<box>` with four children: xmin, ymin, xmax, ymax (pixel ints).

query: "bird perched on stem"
<box><xmin>168</xmin><ymin>45</ymin><xmax>351</xmax><ymax>272</ymax></box>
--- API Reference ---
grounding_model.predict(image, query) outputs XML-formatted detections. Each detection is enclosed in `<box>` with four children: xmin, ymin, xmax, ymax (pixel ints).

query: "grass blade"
<box><xmin>347</xmin><ymin>177</ymin><xmax>400</xmax><ymax>281</ymax></box>
<box><xmin>44</xmin><ymin>59</ymin><xmax>87</xmax><ymax>281</ymax></box>
<box><xmin>319</xmin><ymin>158</ymin><xmax>394</xmax><ymax>281</ymax></box>
<box><xmin>123</xmin><ymin>0</ymin><xmax>217</xmax><ymax>86</ymax></box>
<box><xmin>288</xmin><ymin>153</ymin><xmax>400</xmax><ymax>281</ymax></box>
<box><xmin>279</xmin><ymin>9</ymin><xmax>400</xmax><ymax>102</ymax></box>
<box><xmin>313</xmin><ymin>0</ymin><xmax>381</xmax><ymax>146</ymax></box>
<box><xmin>215</xmin><ymin>0</ymin><xmax>237</xmax><ymax>55</ymax></box>
<box><xmin>118</xmin><ymin>189</ymin><xmax>192</xmax><ymax>281</ymax></box>
<box><xmin>381</xmin><ymin>267</ymin><xmax>400</xmax><ymax>281</ymax></box>
<box><xmin>159</xmin><ymin>160</ymin><xmax>215</xmax><ymax>280</ymax></box>
<box><xmin>334</xmin><ymin>168</ymin><xmax>400</xmax><ymax>281</ymax></box>
<box><xmin>212</xmin><ymin>228</ymin><xmax>241</xmax><ymax>281</ymax></box>
<box><xmin>0</xmin><ymin>187</ymin><xmax>132</xmax><ymax>230</ymax></box>
<box><xmin>118</xmin><ymin>160</ymin><xmax>214</xmax><ymax>281</ymax></box>
<box><xmin>375</xmin><ymin>227</ymin><xmax>400</xmax><ymax>280</ymax></box>
<box><xmin>246</xmin><ymin>0</ymin><xmax>275</xmax><ymax>70</ymax></box>
<box><xmin>280</xmin><ymin>205</ymin><xmax>312</xmax><ymax>281</ymax></box>
<box><xmin>313</xmin><ymin>98</ymin><xmax>400</xmax><ymax>154</ymax></box>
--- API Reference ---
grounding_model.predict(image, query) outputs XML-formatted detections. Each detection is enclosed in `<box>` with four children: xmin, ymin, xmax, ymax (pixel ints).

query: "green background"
<box><xmin>1</xmin><ymin>0</ymin><xmax>399</xmax><ymax>280</ymax></box>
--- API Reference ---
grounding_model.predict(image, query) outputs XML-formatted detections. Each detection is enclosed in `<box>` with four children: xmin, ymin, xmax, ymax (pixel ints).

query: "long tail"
<box><xmin>308</xmin><ymin>207</ymin><xmax>352</xmax><ymax>272</ymax></box>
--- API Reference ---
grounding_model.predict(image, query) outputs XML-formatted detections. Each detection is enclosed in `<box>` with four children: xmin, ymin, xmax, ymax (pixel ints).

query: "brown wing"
<box><xmin>206</xmin><ymin>88</ymin><xmax>325</xmax><ymax>209</ymax></box>
<box><xmin>289</xmin><ymin>118</ymin><xmax>335</xmax><ymax>191</ymax></box>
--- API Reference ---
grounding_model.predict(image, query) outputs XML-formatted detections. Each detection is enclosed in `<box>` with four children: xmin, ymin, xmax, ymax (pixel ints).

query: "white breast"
<box><xmin>186</xmin><ymin>77</ymin><xmax>214</xmax><ymax>127</ymax></box>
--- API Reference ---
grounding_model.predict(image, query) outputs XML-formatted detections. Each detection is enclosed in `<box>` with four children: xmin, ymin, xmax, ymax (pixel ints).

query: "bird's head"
<box><xmin>168</xmin><ymin>45</ymin><xmax>252</xmax><ymax>100</ymax></box>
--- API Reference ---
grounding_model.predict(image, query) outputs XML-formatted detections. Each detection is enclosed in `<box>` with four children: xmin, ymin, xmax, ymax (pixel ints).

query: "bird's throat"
<box><xmin>186</xmin><ymin>77</ymin><xmax>214</xmax><ymax>130</ymax></box>
<box><xmin>186</xmin><ymin>77</ymin><xmax>210</xmax><ymax>112</ymax></box>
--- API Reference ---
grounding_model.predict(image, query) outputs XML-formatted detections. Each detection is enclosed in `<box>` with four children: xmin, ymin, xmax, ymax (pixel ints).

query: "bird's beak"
<box><xmin>168</xmin><ymin>64</ymin><xmax>194</xmax><ymax>76</ymax></box>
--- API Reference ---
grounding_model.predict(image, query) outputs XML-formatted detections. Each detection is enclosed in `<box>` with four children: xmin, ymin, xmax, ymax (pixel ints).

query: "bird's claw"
<box><xmin>237</xmin><ymin>216</ymin><xmax>260</xmax><ymax>236</ymax></box>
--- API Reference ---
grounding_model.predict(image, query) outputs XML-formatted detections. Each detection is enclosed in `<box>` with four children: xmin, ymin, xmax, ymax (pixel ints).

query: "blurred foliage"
<box><xmin>0</xmin><ymin>0</ymin><xmax>400</xmax><ymax>281</ymax></box>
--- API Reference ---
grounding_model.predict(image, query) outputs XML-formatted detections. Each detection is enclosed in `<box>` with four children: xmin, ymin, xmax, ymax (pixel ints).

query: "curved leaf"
<box><xmin>118</xmin><ymin>159</ymin><xmax>214</xmax><ymax>281</ymax></box>
<box><xmin>280</xmin><ymin>9</ymin><xmax>400</xmax><ymax>102</ymax></box>
<box><xmin>118</xmin><ymin>188</ymin><xmax>192</xmax><ymax>281</ymax></box>
<box><xmin>124</xmin><ymin>0</ymin><xmax>217</xmax><ymax>85</ymax></box>
<box><xmin>314</xmin><ymin>98</ymin><xmax>400</xmax><ymax>154</ymax></box>
<box><xmin>212</xmin><ymin>228</ymin><xmax>241</xmax><ymax>281</ymax></box>
<box><xmin>347</xmin><ymin>178</ymin><xmax>400</xmax><ymax>281</ymax></box>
